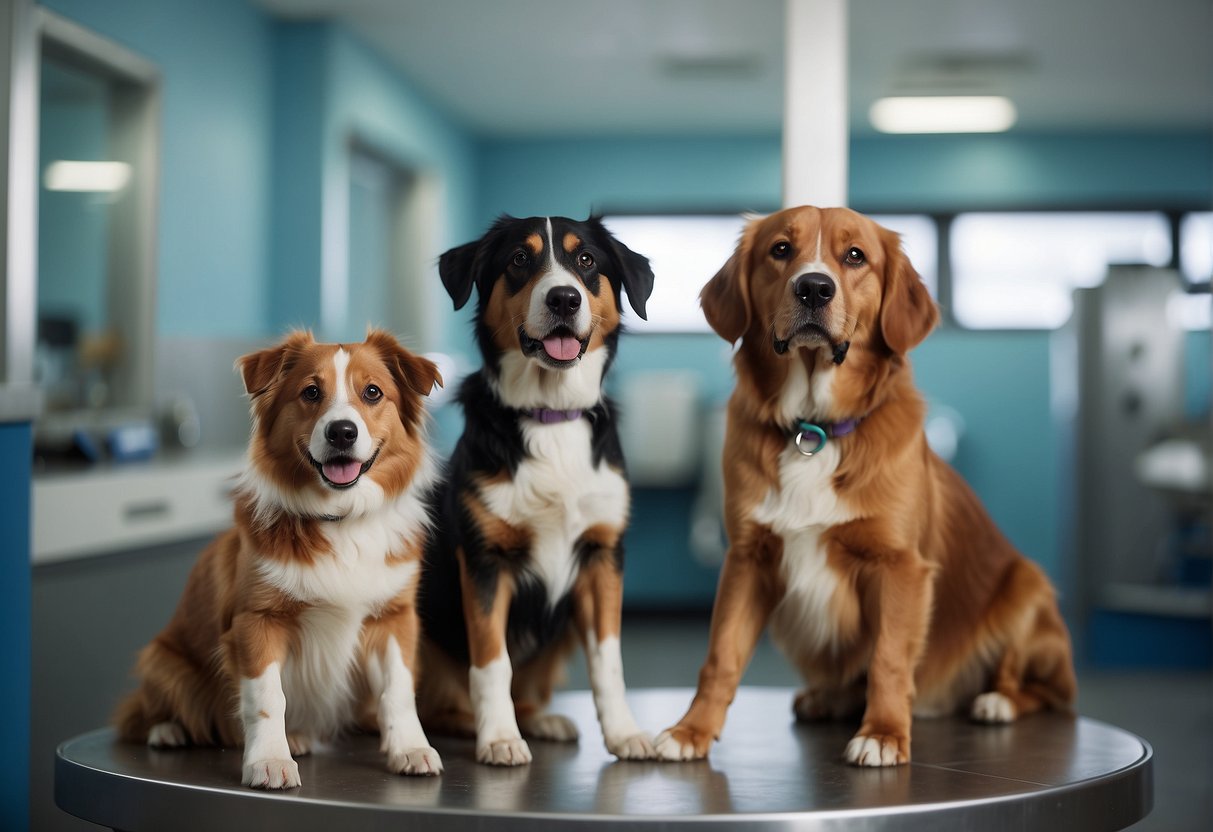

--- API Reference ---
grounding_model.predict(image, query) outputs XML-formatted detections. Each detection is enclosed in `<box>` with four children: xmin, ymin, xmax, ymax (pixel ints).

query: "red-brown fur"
<box><xmin>114</xmin><ymin>329</ymin><xmax>443</xmax><ymax>784</ymax></box>
<box><xmin>657</xmin><ymin>206</ymin><xmax>1075</xmax><ymax>766</ymax></box>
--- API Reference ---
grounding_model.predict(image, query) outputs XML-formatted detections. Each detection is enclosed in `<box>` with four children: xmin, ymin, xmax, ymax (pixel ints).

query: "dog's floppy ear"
<box><xmin>878</xmin><ymin>228</ymin><xmax>938</xmax><ymax>354</ymax></box>
<box><xmin>365</xmin><ymin>328</ymin><xmax>444</xmax><ymax>427</ymax></box>
<box><xmin>610</xmin><ymin>238</ymin><xmax>656</xmax><ymax>321</ymax></box>
<box><xmin>365</xmin><ymin>328</ymin><xmax>443</xmax><ymax>397</ymax></box>
<box><xmin>236</xmin><ymin>330</ymin><xmax>315</xmax><ymax>398</ymax></box>
<box><xmin>437</xmin><ymin>239</ymin><xmax>480</xmax><ymax>311</ymax></box>
<box><xmin>594</xmin><ymin>219</ymin><xmax>655</xmax><ymax>320</ymax></box>
<box><xmin>699</xmin><ymin>218</ymin><xmax>757</xmax><ymax>344</ymax></box>
<box><xmin>438</xmin><ymin>216</ymin><xmax>514</xmax><ymax>311</ymax></box>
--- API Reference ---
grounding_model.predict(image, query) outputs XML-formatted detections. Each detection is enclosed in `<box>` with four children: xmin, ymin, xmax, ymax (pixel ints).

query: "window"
<box><xmin>602</xmin><ymin>214</ymin><xmax>747</xmax><ymax>333</ymax></box>
<box><xmin>603</xmin><ymin>213</ymin><xmax>937</xmax><ymax>334</ymax></box>
<box><xmin>950</xmin><ymin>212</ymin><xmax>1173</xmax><ymax>329</ymax></box>
<box><xmin>1180</xmin><ymin>212</ymin><xmax>1212</xmax><ymax>285</ymax></box>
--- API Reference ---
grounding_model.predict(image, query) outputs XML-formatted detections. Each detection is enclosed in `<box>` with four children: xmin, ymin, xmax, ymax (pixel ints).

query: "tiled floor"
<box><xmin>564</xmin><ymin>614</ymin><xmax>1213</xmax><ymax>832</ymax></box>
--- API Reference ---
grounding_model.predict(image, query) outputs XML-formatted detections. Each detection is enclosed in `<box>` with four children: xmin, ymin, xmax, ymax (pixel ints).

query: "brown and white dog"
<box><xmin>417</xmin><ymin>215</ymin><xmax>656</xmax><ymax>765</ymax></box>
<box><xmin>654</xmin><ymin>206</ymin><xmax>1076</xmax><ymax>767</ymax></box>
<box><xmin>114</xmin><ymin>329</ymin><xmax>444</xmax><ymax>788</ymax></box>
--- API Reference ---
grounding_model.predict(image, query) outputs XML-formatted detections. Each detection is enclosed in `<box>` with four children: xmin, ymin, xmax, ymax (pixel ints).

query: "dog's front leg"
<box><xmin>364</xmin><ymin>600</ymin><xmax>443</xmax><ymax>776</ymax></box>
<box><xmin>228</xmin><ymin>612</ymin><xmax>299</xmax><ymax>789</ymax></box>
<box><xmin>654</xmin><ymin>530</ymin><xmax>782</xmax><ymax>761</ymax></box>
<box><xmin>845</xmin><ymin>548</ymin><xmax>933</xmax><ymax>767</ymax></box>
<box><xmin>572</xmin><ymin>531</ymin><xmax>655</xmax><ymax>760</ymax></box>
<box><xmin>458</xmin><ymin>548</ymin><xmax>530</xmax><ymax>765</ymax></box>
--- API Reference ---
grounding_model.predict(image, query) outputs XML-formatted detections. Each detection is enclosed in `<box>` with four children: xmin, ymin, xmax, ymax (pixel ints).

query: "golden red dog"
<box><xmin>655</xmin><ymin>206</ymin><xmax>1076</xmax><ymax>766</ymax></box>
<box><xmin>115</xmin><ymin>329</ymin><xmax>443</xmax><ymax>788</ymax></box>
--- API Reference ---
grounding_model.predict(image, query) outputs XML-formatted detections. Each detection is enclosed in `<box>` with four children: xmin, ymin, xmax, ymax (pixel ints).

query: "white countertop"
<box><xmin>0</xmin><ymin>382</ymin><xmax>42</xmax><ymax>423</ymax></box>
<box><xmin>32</xmin><ymin>450</ymin><xmax>245</xmax><ymax>565</ymax></box>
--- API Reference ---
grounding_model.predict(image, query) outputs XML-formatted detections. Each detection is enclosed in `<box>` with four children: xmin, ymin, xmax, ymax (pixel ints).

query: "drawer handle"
<box><xmin>124</xmin><ymin>501</ymin><xmax>171</xmax><ymax>522</ymax></box>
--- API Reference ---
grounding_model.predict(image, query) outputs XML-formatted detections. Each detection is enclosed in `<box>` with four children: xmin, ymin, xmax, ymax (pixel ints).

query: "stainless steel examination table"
<box><xmin>55</xmin><ymin>687</ymin><xmax>1152</xmax><ymax>831</ymax></box>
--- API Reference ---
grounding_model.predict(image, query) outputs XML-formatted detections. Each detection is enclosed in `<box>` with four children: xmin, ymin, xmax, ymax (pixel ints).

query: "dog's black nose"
<box><xmin>794</xmin><ymin>273</ymin><xmax>836</xmax><ymax>309</ymax></box>
<box><xmin>325</xmin><ymin>419</ymin><xmax>358</xmax><ymax>450</ymax></box>
<box><xmin>546</xmin><ymin>285</ymin><xmax>582</xmax><ymax>317</ymax></box>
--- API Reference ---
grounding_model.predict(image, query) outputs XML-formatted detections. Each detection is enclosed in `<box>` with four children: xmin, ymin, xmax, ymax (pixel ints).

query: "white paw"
<box><xmin>242</xmin><ymin>758</ymin><xmax>301</xmax><ymax>789</ymax></box>
<box><xmin>387</xmin><ymin>746</ymin><xmax>443</xmax><ymax>776</ymax></box>
<box><xmin>653</xmin><ymin>730</ymin><xmax>704</xmax><ymax>761</ymax></box>
<box><xmin>522</xmin><ymin>713</ymin><xmax>580</xmax><ymax>742</ymax></box>
<box><xmin>147</xmin><ymin>722</ymin><xmax>187</xmax><ymax>748</ymax></box>
<box><xmin>844</xmin><ymin>734</ymin><xmax>908</xmax><ymax>767</ymax></box>
<box><xmin>477</xmin><ymin>737</ymin><xmax>533</xmax><ymax>766</ymax></box>
<box><xmin>607</xmin><ymin>731</ymin><xmax>656</xmax><ymax>760</ymax></box>
<box><xmin>971</xmin><ymin>692</ymin><xmax>1017</xmax><ymax>724</ymax></box>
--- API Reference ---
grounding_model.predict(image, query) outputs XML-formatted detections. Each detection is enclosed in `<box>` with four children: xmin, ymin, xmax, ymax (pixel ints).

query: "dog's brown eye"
<box><xmin>845</xmin><ymin>247</ymin><xmax>865</xmax><ymax>266</ymax></box>
<box><xmin>362</xmin><ymin>385</ymin><xmax>383</xmax><ymax>404</ymax></box>
<box><xmin>302</xmin><ymin>385</ymin><xmax>321</xmax><ymax>402</ymax></box>
<box><xmin>512</xmin><ymin>250</ymin><xmax>529</xmax><ymax>268</ymax></box>
<box><xmin>577</xmin><ymin>251</ymin><xmax>595</xmax><ymax>270</ymax></box>
<box><xmin>770</xmin><ymin>241</ymin><xmax>792</xmax><ymax>260</ymax></box>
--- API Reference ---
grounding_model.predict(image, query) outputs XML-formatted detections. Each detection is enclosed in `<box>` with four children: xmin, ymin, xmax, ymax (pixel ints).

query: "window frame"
<box><xmin>863</xmin><ymin>204</ymin><xmax>1210</xmax><ymax>333</ymax></box>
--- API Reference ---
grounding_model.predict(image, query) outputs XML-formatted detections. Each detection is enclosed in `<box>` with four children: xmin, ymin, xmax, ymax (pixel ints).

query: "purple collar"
<box><xmin>792</xmin><ymin>417</ymin><xmax>862</xmax><ymax>457</ymax></box>
<box><xmin>825</xmin><ymin>418</ymin><xmax>861</xmax><ymax>437</ymax></box>
<box><xmin>527</xmin><ymin>408</ymin><xmax>584</xmax><ymax>424</ymax></box>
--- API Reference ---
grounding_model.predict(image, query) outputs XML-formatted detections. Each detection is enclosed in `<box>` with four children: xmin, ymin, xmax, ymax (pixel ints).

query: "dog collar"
<box><xmin>526</xmin><ymin>408</ymin><xmax>584</xmax><ymax>424</ymax></box>
<box><xmin>792</xmin><ymin>418</ymin><xmax>860</xmax><ymax>457</ymax></box>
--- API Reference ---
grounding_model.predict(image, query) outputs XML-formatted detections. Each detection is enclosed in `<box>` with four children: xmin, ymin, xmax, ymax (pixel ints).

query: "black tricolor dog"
<box><xmin>417</xmin><ymin>215</ymin><xmax>657</xmax><ymax>766</ymax></box>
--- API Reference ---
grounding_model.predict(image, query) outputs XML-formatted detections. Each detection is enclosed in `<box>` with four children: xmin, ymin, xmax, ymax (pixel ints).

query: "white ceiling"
<box><xmin>258</xmin><ymin>0</ymin><xmax>1213</xmax><ymax>137</ymax></box>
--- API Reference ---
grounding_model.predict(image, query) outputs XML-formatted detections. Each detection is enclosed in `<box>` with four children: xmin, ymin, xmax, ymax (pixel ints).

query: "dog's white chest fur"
<box><xmin>481</xmin><ymin>419</ymin><xmax>628</xmax><ymax>601</ymax></box>
<box><xmin>255</xmin><ymin>490</ymin><xmax>426</xmax><ymax>738</ymax></box>
<box><xmin>757</xmin><ymin>431</ymin><xmax>856</xmax><ymax>659</ymax></box>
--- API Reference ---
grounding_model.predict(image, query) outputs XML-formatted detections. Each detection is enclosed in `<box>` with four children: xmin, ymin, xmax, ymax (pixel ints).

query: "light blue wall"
<box><xmin>852</xmin><ymin>131</ymin><xmax>1213</xmax><ymax>210</ymax></box>
<box><xmin>1187</xmin><ymin>330</ymin><xmax>1212</xmax><ymax>419</ymax></box>
<box><xmin>266</xmin><ymin>21</ymin><xmax>326</xmax><ymax>336</ymax></box>
<box><xmin>268</xmin><ymin>22</ymin><xmax>478</xmax><ymax>350</ymax></box>
<box><xmin>44</xmin><ymin>0</ymin><xmax>275</xmax><ymax>338</ymax></box>
<box><xmin>475</xmin><ymin>135</ymin><xmax>783</xmax><ymax>229</ymax></box>
<box><xmin>478</xmin><ymin>130</ymin><xmax>1213</xmax><ymax>225</ymax></box>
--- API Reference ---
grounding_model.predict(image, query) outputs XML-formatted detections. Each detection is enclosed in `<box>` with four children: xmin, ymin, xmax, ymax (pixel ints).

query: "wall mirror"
<box><xmin>34</xmin><ymin>11</ymin><xmax>158</xmax><ymax>456</ymax></box>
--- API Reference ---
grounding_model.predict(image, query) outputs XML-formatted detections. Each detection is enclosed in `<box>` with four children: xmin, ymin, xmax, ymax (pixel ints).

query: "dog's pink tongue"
<box><xmin>323</xmin><ymin>460</ymin><xmax>362</xmax><ymax>485</ymax></box>
<box><xmin>542</xmin><ymin>335</ymin><xmax>580</xmax><ymax>361</ymax></box>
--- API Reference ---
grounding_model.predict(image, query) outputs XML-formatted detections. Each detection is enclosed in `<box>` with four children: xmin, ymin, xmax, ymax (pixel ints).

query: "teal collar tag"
<box><xmin>792</xmin><ymin>417</ymin><xmax>862</xmax><ymax>457</ymax></box>
<box><xmin>794</xmin><ymin>421</ymin><xmax>828</xmax><ymax>457</ymax></box>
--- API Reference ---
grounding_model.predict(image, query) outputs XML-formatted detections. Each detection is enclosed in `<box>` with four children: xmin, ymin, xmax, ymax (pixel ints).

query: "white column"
<box><xmin>782</xmin><ymin>0</ymin><xmax>849</xmax><ymax>208</ymax></box>
<box><xmin>1</xmin><ymin>0</ymin><xmax>38</xmax><ymax>393</ymax></box>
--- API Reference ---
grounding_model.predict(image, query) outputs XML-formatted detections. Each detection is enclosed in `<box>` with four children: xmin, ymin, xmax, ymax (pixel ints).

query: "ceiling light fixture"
<box><xmin>869</xmin><ymin>96</ymin><xmax>1017</xmax><ymax>134</ymax></box>
<box><xmin>44</xmin><ymin>161</ymin><xmax>132</xmax><ymax>193</ymax></box>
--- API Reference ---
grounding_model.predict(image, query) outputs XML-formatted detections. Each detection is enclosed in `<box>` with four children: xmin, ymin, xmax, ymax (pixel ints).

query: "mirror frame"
<box><xmin>33</xmin><ymin>9</ymin><xmax>160</xmax><ymax>439</ymax></box>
